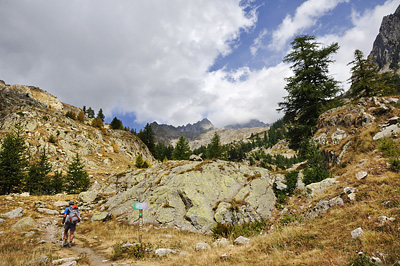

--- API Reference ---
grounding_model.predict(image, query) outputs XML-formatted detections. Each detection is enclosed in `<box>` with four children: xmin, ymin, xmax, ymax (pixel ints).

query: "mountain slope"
<box><xmin>0</xmin><ymin>82</ymin><xmax>155</xmax><ymax>175</ymax></box>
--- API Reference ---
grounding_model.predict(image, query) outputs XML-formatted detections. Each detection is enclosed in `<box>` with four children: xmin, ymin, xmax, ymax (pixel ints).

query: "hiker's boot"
<box><xmin>68</xmin><ymin>242</ymin><xmax>72</xmax><ymax>248</ymax></box>
<box><xmin>63</xmin><ymin>240</ymin><xmax>68</xmax><ymax>247</ymax></box>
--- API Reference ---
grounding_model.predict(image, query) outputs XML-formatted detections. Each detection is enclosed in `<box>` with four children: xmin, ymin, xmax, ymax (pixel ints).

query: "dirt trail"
<box><xmin>41</xmin><ymin>217</ymin><xmax>112</xmax><ymax>266</ymax></box>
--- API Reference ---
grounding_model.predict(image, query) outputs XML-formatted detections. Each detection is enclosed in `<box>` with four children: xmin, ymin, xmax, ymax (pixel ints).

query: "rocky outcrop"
<box><xmin>315</xmin><ymin>96</ymin><xmax>399</xmax><ymax>165</ymax></box>
<box><xmin>86</xmin><ymin>160</ymin><xmax>276</xmax><ymax>233</ymax></box>
<box><xmin>0</xmin><ymin>82</ymin><xmax>156</xmax><ymax>174</ymax></box>
<box><xmin>369</xmin><ymin>4</ymin><xmax>400</xmax><ymax>72</ymax></box>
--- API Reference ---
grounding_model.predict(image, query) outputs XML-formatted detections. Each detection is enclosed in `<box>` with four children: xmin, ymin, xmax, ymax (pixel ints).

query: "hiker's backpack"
<box><xmin>67</xmin><ymin>205</ymin><xmax>80</xmax><ymax>224</ymax></box>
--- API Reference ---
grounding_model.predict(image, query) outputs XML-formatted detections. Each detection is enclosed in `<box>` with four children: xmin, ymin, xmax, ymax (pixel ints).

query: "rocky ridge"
<box><xmin>369</xmin><ymin>4</ymin><xmax>400</xmax><ymax>72</ymax></box>
<box><xmin>152</xmin><ymin>119</ymin><xmax>268</xmax><ymax>150</ymax></box>
<box><xmin>0</xmin><ymin>82</ymin><xmax>156</xmax><ymax>174</ymax></box>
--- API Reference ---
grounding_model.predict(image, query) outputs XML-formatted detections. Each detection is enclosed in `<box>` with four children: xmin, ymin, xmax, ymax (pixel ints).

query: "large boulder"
<box><xmin>95</xmin><ymin>161</ymin><xmax>276</xmax><ymax>233</ymax></box>
<box><xmin>0</xmin><ymin>207</ymin><xmax>23</xmax><ymax>219</ymax></box>
<box><xmin>11</xmin><ymin>217</ymin><xmax>38</xmax><ymax>230</ymax></box>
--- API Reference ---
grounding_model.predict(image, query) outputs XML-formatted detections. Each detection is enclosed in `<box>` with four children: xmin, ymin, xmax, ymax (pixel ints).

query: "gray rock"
<box><xmin>155</xmin><ymin>248</ymin><xmax>177</xmax><ymax>257</ymax></box>
<box><xmin>351</xmin><ymin>227</ymin><xmax>364</xmax><ymax>239</ymax></box>
<box><xmin>37</xmin><ymin>207</ymin><xmax>60</xmax><ymax>215</ymax></box>
<box><xmin>371</xmin><ymin>256</ymin><xmax>382</xmax><ymax>264</ymax></box>
<box><xmin>356</xmin><ymin>171</ymin><xmax>368</xmax><ymax>180</ymax></box>
<box><xmin>331</xmin><ymin>128</ymin><xmax>347</xmax><ymax>144</ymax></box>
<box><xmin>220</xmin><ymin>253</ymin><xmax>230</xmax><ymax>260</ymax></box>
<box><xmin>100</xmin><ymin>161</ymin><xmax>276</xmax><ymax>233</ymax></box>
<box><xmin>28</xmin><ymin>255</ymin><xmax>48</xmax><ymax>265</ymax></box>
<box><xmin>0</xmin><ymin>219</ymin><xmax>5</xmax><ymax>223</ymax></box>
<box><xmin>79</xmin><ymin>190</ymin><xmax>98</xmax><ymax>203</ymax></box>
<box><xmin>373</xmin><ymin>124</ymin><xmax>400</xmax><ymax>140</ymax></box>
<box><xmin>91</xmin><ymin>212</ymin><xmax>113</xmax><ymax>222</ymax></box>
<box><xmin>376</xmin><ymin>216</ymin><xmax>396</xmax><ymax>227</ymax></box>
<box><xmin>122</xmin><ymin>243</ymin><xmax>140</xmax><ymax>248</ymax></box>
<box><xmin>0</xmin><ymin>207</ymin><xmax>23</xmax><ymax>219</ymax></box>
<box><xmin>233</xmin><ymin>236</ymin><xmax>250</xmax><ymax>245</ymax></box>
<box><xmin>388</xmin><ymin>116</ymin><xmax>399</xmax><ymax>125</ymax></box>
<box><xmin>59</xmin><ymin>261</ymin><xmax>77</xmax><ymax>266</ymax></box>
<box><xmin>306</xmin><ymin>196</ymin><xmax>343</xmax><ymax>219</ymax></box>
<box><xmin>360</xmin><ymin>112</ymin><xmax>375</xmax><ymax>127</ymax></box>
<box><xmin>34</xmin><ymin>201</ymin><xmax>47</xmax><ymax>208</ymax></box>
<box><xmin>305</xmin><ymin>178</ymin><xmax>338</xmax><ymax>198</ymax></box>
<box><xmin>52</xmin><ymin>257</ymin><xmax>80</xmax><ymax>265</ymax></box>
<box><xmin>54</xmin><ymin>201</ymin><xmax>69</xmax><ymax>208</ymax></box>
<box><xmin>189</xmin><ymin>154</ymin><xmax>203</xmax><ymax>161</ymax></box>
<box><xmin>195</xmin><ymin>242</ymin><xmax>211</xmax><ymax>251</ymax></box>
<box><xmin>11</xmin><ymin>217</ymin><xmax>38</xmax><ymax>230</ymax></box>
<box><xmin>212</xmin><ymin>238</ymin><xmax>230</xmax><ymax>248</ymax></box>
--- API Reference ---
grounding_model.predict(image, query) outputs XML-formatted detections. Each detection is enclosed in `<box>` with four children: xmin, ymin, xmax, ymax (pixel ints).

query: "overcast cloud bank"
<box><xmin>0</xmin><ymin>0</ymin><xmax>398</xmax><ymax>128</ymax></box>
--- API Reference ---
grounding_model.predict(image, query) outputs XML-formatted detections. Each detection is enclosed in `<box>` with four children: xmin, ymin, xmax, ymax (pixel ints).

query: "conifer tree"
<box><xmin>348</xmin><ymin>49</ymin><xmax>380</xmax><ymax>98</ymax></box>
<box><xmin>172</xmin><ymin>136</ymin><xmax>191</xmax><ymax>160</ymax></box>
<box><xmin>0</xmin><ymin>125</ymin><xmax>28</xmax><ymax>195</ymax></box>
<box><xmin>65</xmin><ymin>153</ymin><xmax>90</xmax><ymax>194</ymax></box>
<box><xmin>26</xmin><ymin>148</ymin><xmax>52</xmax><ymax>195</ymax></box>
<box><xmin>138</xmin><ymin>123</ymin><xmax>156</xmax><ymax>157</ymax></box>
<box><xmin>50</xmin><ymin>170</ymin><xmax>64</xmax><ymax>194</ymax></box>
<box><xmin>207</xmin><ymin>132</ymin><xmax>222</xmax><ymax>159</ymax></box>
<box><xmin>86</xmin><ymin>107</ymin><xmax>95</xmax><ymax>118</ymax></box>
<box><xmin>97</xmin><ymin>108</ymin><xmax>105</xmax><ymax>122</ymax></box>
<box><xmin>278</xmin><ymin>35</ymin><xmax>341</xmax><ymax>149</ymax></box>
<box><xmin>110</xmin><ymin>117</ymin><xmax>123</xmax><ymax>130</ymax></box>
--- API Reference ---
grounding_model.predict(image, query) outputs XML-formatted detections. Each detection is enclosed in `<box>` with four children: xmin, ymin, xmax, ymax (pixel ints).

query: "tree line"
<box><xmin>0</xmin><ymin>125</ymin><xmax>90</xmax><ymax>195</ymax></box>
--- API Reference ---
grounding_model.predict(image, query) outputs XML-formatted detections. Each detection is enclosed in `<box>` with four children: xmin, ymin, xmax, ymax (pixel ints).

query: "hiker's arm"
<box><xmin>62</xmin><ymin>213</ymin><xmax>66</xmax><ymax>224</ymax></box>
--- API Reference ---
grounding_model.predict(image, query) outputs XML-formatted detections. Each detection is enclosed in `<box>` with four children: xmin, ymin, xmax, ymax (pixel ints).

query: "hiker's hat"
<box><xmin>69</xmin><ymin>200</ymin><xmax>75</xmax><ymax>205</ymax></box>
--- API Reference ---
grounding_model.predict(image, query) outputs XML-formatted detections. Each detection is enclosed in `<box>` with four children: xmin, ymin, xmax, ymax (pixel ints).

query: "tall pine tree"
<box><xmin>0</xmin><ymin>125</ymin><xmax>28</xmax><ymax>195</ymax></box>
<box><xmin>207</xmin><ymin>132</ymin><xmax>222</xmax><ymax>159</ymax></box>
<box><xmin>348</xmin><ymin>49</ymin><xmax>380</xmax><ymax>98</ymax></box>
<box><xmin>278</xmin><ymin>35</ymin><xmax>341</xmax><ymax>149</ymax></box>
<box><xmin>65</xmin><ymin>153</ymin><xmax>90</xmax><ymax>194</ymax></box>
<box><xmin>172</xmin><ymin>136</ymin><xmax>191</xmax><ymax>160</ymax></box>
<box><xmin>25</xmin><ymin>148</ymin><xmax>52</xmax><ymax>195</ymax></box>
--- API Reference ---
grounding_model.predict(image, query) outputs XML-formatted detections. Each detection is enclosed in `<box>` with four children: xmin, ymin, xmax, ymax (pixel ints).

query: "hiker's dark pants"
<box><xmin>64</xmin><ymin>222</ymin><xmax>76</xmax><ymax>233</ymax></box>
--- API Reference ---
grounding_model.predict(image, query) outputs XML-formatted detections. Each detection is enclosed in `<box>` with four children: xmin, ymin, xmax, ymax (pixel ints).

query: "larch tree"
<box><xmin>278</xmin><ymin>35</ymin><xmax>341</xmax><ymax>149</ymax></box>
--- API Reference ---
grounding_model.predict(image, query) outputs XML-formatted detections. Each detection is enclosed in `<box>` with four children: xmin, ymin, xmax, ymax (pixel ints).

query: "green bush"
<box><xmin>111</xmin><ymin>242</ymin><xmax>153</xmax><ymax>260</ymax></box>
<box><xmin>273</xmin><ymin>171</ymin><xmax>299</xmax><ymax>205</ymax></box>
<box><xmin>347</xmin><ymin>253</ymin><xmax>379</xmax><ymax>266</ymax></box>
<box><xmin>65</xmin><ymin>111</ymin><xmax>76</xmax><ymax>120</ymax></box>
<box><xmin>390</xmin><ymin>158</ymin><xmax>400</xmax><ymax>172</ymax></box>
<box><xmin>48</xmin><ymin>135</ymin><xmax>57</xmax><ymax>144</ymax></box>
<box><xmin>378</xmin><ymin>138</ymin><xmax>400</xmax><ymax>157</ymax></box>
<box><xmin>300</xmin><ymin>141</ymin><xmax>331</xmax><ymax>185</ymax></box>
<box><xmin>211</xmin><ymin>221</ymin><xmax>267</xmax><ymax>239</ymax></box>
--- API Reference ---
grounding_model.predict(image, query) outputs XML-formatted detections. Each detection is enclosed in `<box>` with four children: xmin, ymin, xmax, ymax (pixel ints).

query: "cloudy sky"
<box><xmin>0</xmin><ymin>0</ymin><xmax>399</xmax><ymax>129</ymax></box>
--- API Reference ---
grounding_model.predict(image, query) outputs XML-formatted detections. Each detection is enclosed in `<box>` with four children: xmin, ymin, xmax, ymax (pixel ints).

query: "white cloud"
<box><xmin>0</xmin><ymin>0</ymin><xmax>398</xmax><ymax>130</ymax></box>
<box><xmin>0</xmin><ymin>0</ymin><xmax>257</xmax><ymax>127</ymax></box>
<box><xmin>202</xmin><ymin>63</ymin><xmax>291</xmax><ymax>127</ymax></box>
<box><xmin>318</xmin><ymin>0</ymin><xmax>400</xmax><ymax>91</ymax></box>
<box><xmin>270</xmin><ymin>0</ymin><xmax>349</xmax><ymax>51</ymax></box>
<box><xmin>250</xmin><ymin>28</ymin><xmax>268</xmax><ymax>56</ymax></box>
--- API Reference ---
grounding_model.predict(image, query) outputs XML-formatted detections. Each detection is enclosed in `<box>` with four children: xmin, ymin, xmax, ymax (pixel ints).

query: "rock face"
<box><xmin>369</xmin><ymin>4</ymin><xmax>400</xmax><ymax>72</ymax></box>
<box><xmin>315</xmin><ymin>96</ymin><xmax>399</xmax><ymax>165</ymax></box>
<box><xmin>0</xmin><ymin>82</ymin><xmax>155</xmax><ymax>174</ymax></box>
<box><xmin>151</xmin><ymin>119</ymin><xmax>268</xmax><ymax>150</ymax></box>
<box><xmin>88</xmin><ymin>160</ymin><xmax>276</xmax><ymax>233</ymax></box>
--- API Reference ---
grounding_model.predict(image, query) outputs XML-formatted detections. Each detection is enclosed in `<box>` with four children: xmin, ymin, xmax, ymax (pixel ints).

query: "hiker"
<box><xmin>62</xmin><ymin>200</ymin><xmax>81</xmax><ymax>248</ymax></box>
